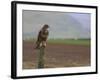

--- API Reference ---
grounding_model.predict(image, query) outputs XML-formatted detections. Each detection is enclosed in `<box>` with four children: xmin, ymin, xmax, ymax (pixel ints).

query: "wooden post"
<box><xmin>37</xmin><ymin>46</ymin><xmax>45</xmax><ymax>68</ymax></box>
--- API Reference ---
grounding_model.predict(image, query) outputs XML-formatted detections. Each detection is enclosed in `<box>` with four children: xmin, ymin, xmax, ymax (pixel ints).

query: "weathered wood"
<box><xmin>37</xmin><ymin>47</ymin><xmax>45</xmax><ymax>68</ymax></box>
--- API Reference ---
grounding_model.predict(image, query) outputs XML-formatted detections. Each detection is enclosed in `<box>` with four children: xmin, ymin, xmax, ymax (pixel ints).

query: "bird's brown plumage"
<box><xmin>35</xmin><ymin>24</ymin><xmax>49</xmax><ymax>49</ymax></box>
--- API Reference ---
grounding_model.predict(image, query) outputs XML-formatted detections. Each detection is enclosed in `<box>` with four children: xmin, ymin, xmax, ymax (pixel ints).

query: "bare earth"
<box><xmin>23</xmin><ymin>41</ymin><xmax>90</xmax><ymax>69</ymax></box>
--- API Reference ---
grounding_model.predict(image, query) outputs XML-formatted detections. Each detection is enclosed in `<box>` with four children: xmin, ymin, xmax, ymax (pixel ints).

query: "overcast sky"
<box><xmin>22</xmin><ymin>10</ymin><xmax>91</xmax><ymax>39</ymax></box>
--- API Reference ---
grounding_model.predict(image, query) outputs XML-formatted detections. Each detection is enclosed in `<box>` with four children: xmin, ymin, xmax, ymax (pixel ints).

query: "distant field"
<box><xmin>48</xmin><ymin>39</ymin><xmax>90</xmax><ymax>45</ymax></box>
<box><xmin>24</xmin><ymin>39</ymin><xmax>90</xmax><ymax>45</ymax></box>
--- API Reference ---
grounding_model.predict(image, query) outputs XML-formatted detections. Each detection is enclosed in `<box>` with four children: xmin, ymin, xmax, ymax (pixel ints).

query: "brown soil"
<box><xmin>23</xmin><ymin>41</ymin><xmax>90</xmax><ymax>69</ymax></box>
